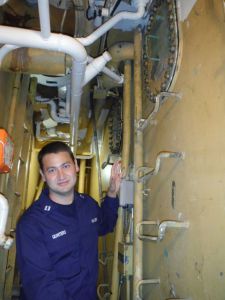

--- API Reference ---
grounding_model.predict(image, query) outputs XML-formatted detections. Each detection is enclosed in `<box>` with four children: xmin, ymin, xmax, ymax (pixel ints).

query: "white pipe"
<box><xmin>77</xmin><ymin>1</ymin><xmax>149</xmax><ymax>46</ymax></box>
<box><xmin>38</xmin><ymin>0</ymin><xmax>51</xmax><ymax>39</ymax></box>
<box><xmin>0</xmin><ymin>44</ymin><xmax>19</xmax><ymax>62</ymax></box>
<box><xmin>0</xmin><ymin>194</ymin><xmax>13</xmax><ymax>250</ymax></box>
<box><xmin>83</xmin><ymin>51</ymin><xmax>112</xmax><ymax>86</ymax></box>
<box><xmin>0</xmin><ymin>0</ymin><xmax>9</xmax><ymax>5</ymax></box>
<box><xmin>87</xmin><ymin>56</ymin><xmax>124</xmax><ymax>84</ymax></box>
<box><xmin>0</xmin><ymin>27</ymin><xmax>87</xmax><ymax>61</ymax></box>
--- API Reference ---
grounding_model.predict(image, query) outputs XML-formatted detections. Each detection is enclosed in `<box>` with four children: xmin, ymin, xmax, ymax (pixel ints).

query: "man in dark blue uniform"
<box><xmin>16</xmin><ymin>141</ymin><xmax>121</xmax><ymax>300</ymax></box>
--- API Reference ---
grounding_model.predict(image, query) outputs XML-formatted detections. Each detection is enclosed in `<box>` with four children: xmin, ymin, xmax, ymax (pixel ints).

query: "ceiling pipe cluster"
<box><xmin>0</xmin><ymin>0</ymin><xmax>150</xmax><ymax>152</ymax></box>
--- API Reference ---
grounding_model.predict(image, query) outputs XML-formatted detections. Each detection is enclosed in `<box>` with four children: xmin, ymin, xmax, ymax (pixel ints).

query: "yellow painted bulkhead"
<box><xmin>142</xmin><ymin>0</ymin><xmax>225</xmax><ymax>299</ymax></box>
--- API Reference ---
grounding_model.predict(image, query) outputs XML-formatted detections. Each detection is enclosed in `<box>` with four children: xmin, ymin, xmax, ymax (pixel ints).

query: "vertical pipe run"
<box><xmin>110</xmin><ymin>60</ymin><xmax>132</xmax><ymax>300</ymax></box>
<box><xmin>37</xmin><ymin>0</ymin><xmax>51</xmax><ymax>39</ymax></box>
<box><xmin>122</xmin><ymin>60</ymin><xmax>132</xmax><ymax>176</ymax></box>
<box><xmin>78</xmin><ymin>159</ymin><xmax>86</xmax><ymax>193</ymax></box>
<box><xmin>133</xmin><ymin>28</ymin><xmax>143</xmax><ymax>300</ymax></box>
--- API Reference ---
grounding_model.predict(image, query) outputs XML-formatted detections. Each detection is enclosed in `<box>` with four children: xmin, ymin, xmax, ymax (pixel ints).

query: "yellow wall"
<box><xmin>142</xmin><ymin>0</ymin><xmax>225</xmax><ymax>299</ymax></box>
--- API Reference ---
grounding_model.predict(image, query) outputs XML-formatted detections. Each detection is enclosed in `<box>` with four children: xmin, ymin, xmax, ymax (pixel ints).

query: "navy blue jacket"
<box><xmin>16</xmin><ymin>189</ymin><xmax>119</xmax><ymax>300</ymax></box>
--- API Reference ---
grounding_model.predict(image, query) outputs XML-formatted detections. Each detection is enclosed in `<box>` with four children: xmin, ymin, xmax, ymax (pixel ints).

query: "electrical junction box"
<box><xmin>0</xmin><ymin>129</ymin><xmax>14</xmax><ymax>173</ymax></box>
<box><xmin>118</xmin><ymin>242</ymin><xmax>133</xmax><ymax>276</ymax></box>
<box><xmin>119</xmin><ymin>179</ymin><xmax>134</xmax><ymax>207</ymax></box>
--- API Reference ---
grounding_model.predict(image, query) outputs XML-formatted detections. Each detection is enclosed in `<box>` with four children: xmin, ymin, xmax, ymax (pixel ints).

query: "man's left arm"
<box><xmin>98</xmin><ymin>161</ymin><xmax>122</xmax><ymax>235</ymax></box>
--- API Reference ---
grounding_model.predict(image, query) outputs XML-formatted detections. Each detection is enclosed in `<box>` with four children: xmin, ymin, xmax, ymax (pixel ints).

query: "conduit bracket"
<box><xmin>97</xmin><ymin>283</ymin><xmax>110</xmax><ymax>300</ymax></box>
<box><xmin>136</xmin><ymin>151</ymin><xmax>185</xmax><ymax>183</ymax></box>
<box><xmin>142</xmin><ymin>188</ymin><xmax>150</xmax><ymax>197</ymax></box>
<box><xmin>101</xmin><ymin>154</ymin><xmax>120</xmax><ymax>169</ymax></box>
<box><xmin>136</xmin><ymin>220</ymin><xmax>189</xmax><ymax>241</ymax></box>
<box><xmin>136</xmin><ymin>279</ymin><xmax>160</xmax><ymax>300</ymax></box>
<box><xmin>136</xmin><ymin>92</ymin><xmax>182</xmax><ymax>131</ymax></box>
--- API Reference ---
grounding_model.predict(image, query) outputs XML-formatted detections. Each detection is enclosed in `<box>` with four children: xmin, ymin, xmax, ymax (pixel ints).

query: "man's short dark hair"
<box><xmin>38</xmin><ymin>141</ymin><xmax>75</xmax><ymax>171</ymax></box>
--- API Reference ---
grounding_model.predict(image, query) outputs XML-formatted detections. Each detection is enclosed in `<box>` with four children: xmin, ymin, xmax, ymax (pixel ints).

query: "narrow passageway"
<box><xmin>0</xmin><ymin>0</ymin><xmax>224</xmax><ymax>299</ymax></box>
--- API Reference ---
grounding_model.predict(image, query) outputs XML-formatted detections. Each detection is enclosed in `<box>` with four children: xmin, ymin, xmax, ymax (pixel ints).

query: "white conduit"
<box><xmin>87</xmin><ymin>56</ymin><xmax>124</xmax><ymax>84</ymax></box>
<box><xmin>0</xmin><ymin>194</ymin><xmax>13</xmax><ymax>250</ymax></box>
<box><xmin>38</xmin><ymin>0</ymin><xmax>51</xmax><ymax>39</ymax></box>
<box><xmin>0</xmin><ymin>0</ymin><xmax>8</xmax><ymax>5</ymax></box>
<box><xmin>77</xmin><ymin>0</ymin><xmax>149</xmax><ymax>46</ymax></box>
<box><xmin>83</xmin><ymin>51</ymin><xmax>112</xmax><ymax>85</ymax></box>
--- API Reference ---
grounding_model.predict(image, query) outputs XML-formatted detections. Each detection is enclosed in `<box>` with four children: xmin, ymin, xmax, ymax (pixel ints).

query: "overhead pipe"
<box><xmin>0</xmin><ymin>194</ymin><xmax>13</xmax><ymax>250</ymax></box>
<box><xmin>133</xmin><ymin>28</ymin><xmax>144</xmax><ymax>300</ymax></box>
<box><xmin>77</xmin><ymin>0</ymin><xmax>150</xmax><ymax>46</ymax></box>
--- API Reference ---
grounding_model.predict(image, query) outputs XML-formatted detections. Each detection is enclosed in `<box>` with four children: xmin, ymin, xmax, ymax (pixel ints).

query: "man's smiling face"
<box><xmin>40</xmin><ymin>151</ymin><xmax>79</xmax><ymax>203</ymax></box>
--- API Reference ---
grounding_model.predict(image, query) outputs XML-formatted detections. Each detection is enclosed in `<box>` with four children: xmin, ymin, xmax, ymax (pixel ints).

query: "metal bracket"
<box><xmin>101</xmin><ymin>153</ymin><xmax>120</xmax><ymax>169</ymax></box>
<box><xmin>97</xmin><ymin>283</ymin><xmax>110</xmax><ymax>300</ymax></box>
<box><xmin>136</xmin><ymin>220</ymin><xmax>189</xmax><ymax>241</ymax></box>
<box><xmin>137</xmin><ymin>279</ymin><xmax>160</xmax><ymax>300</ymax></box>
<box><xmin>31</xmin><ymin>74</ymin><xmax>70</xmax><ymax>87</ymax></box>
<box><xmin>136</xmin><ymin>92</ymin><xmax>182</xmax><ymax>131</ymax></box>
<box><xmin>136</xmin><ymin>151</ymin><xmax>185</xmax><ymax>182</ymax></box>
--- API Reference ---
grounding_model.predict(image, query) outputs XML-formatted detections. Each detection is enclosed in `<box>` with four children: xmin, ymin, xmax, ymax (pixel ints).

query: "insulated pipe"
<box><xmin>0</xmin><ymin>46</ymin><xmax>123</xmax><ymax>83</ymax></box>
<box><xmin>133</xmin><ymin>28</ymin><xmax>144</xmax><ymax>300</ymax></box>
<box><xmin>38</xmin><ymin>0</ymin><xmax>51</xmax><ymax>39</ymax></box>
<box><xmin>109</xmin><ymin>43</ymin><xmax>134</xmax><ymax>66</ymax></box>
<box><xmin>0</xmin><ymin>194</ymin><xmax>13</xmax><ymax>250</ymax></box>
<box><xmin>77</xmin><ymin>1</ymin><xmax>148</xmax><ymax>46</ymax></box>
<box><xmin>110</xmin><ymin>60</ymin><xmax>132</xmax><ymax>300</ymax></box>
<box><xmin>0</xmin><ymin>47</ymin><xmax>69</xmax><ymax>74</ymax></box>
<box><xmin>78</xmin><ymin>159</ymin><xmax>86</xmax><ymax>193</ymax></box>
<box><xmin>99</xmin><ymin>42</ymin><xmax>134</xmax><ymax>89</ymax></box>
